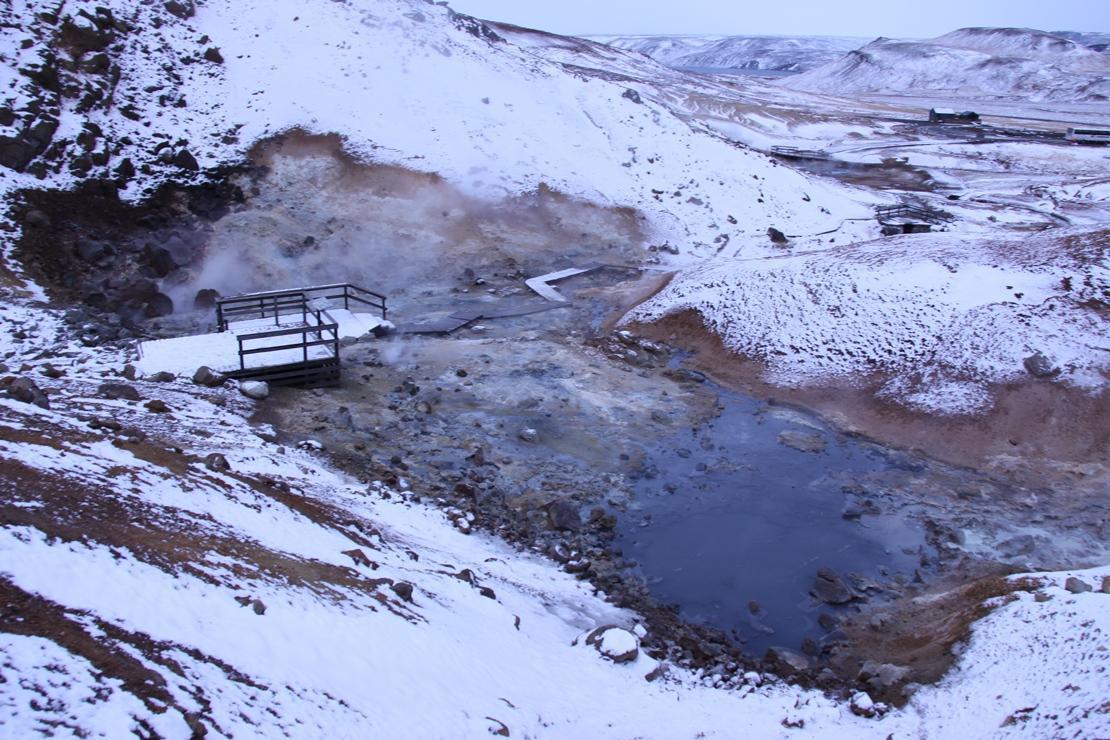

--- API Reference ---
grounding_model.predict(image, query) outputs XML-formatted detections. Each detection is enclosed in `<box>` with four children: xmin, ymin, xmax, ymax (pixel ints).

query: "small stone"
<box><xmin>518</xmin><ymin>427</ymin><xmax>538</xmax><ymax>443</ymax></box>
<box><xmin>1064</xmin><ymin>576</ymin><xmax>1092</xmax><ymax>594</ymax></box>
<box><xmin>238</xmin><ymin>380</ymin><xmax>269</xmax><ymax>400</ymax></box>
<box><xmin>767</xmin><ymin>227</ymin><xmax>789</xmax><ymax>245</ymax></box>
<box><xmin>203</xmin><ymin>47</ymin><xmax>224</xmax><ymax>64</ymax></box>
<box><xmin>144</xmin><ymin>399</ymin><xmax>170</xmax><ymax>413</ymax></box>
<box><xmin>147</xmin><ymin>371</ymin><xmax>176</xmax><ymax>383</ymax></box>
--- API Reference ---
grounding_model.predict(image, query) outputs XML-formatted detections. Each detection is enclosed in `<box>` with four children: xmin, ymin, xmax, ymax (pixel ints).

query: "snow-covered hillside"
<box><xmin>1</xmin><ymin>297</ymin><xmax>1108</xmax><ymax>737</ymax></box>
<box><xmin>781</xmin><ymin>27</ymin><xmax>1110</xmax><ymax>101</ymax></box>
<box><xmin>590</xmin><ymin>34</ymin><xmax>865</xmax><ymax>72</ymax></box>
<box><xmin>628</xmin><ymin>227</ymin><xmax>1109</xmax><ymax>414</ymax></box>
<box><xmin>0</xmin><ymin>0</ymin><xmax>865</xmax><ymax>263</ymax></box>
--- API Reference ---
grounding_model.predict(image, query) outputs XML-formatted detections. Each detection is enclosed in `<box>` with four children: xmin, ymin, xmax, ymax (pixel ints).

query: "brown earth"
<box><xmin>628</xmin><ymin>308</ymin><xmax>1110</xmax><ymax>494</ymax></box>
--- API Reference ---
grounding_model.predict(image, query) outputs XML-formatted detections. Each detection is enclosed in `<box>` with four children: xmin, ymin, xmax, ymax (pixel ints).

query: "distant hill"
<box><xmin>587</xmin><ymin>34</ymin><xmax>865</xmax><ymax>72</ymax></box>
<box><xmin>778</xmin><ymin>27</ymin><xmax>1110</xmax><ymax>101</ymax></box>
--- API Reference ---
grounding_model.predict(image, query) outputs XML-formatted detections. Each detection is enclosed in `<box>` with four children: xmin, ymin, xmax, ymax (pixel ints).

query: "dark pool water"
<box><xmin>618</xmin><ymin>392</ymin><xmax>931</xmax><ymax>655</ymax></box>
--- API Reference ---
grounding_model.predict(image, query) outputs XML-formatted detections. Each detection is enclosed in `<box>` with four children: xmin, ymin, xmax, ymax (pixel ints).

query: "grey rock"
<box><xmin>97</xmin><ymin>382</ymin><xmax>141</xmax><ymax>401</ymax></box>
<box><xmin>858</xmin><ymin>661</ymin><xmax>910</xmax><ymax>692</ymax></box>
<box><xmin>6</xmin><ymin>377</ymin><xmax>50</xmax><ymax>409</ymax></box>
<box><xmin>518</xmin><ymin>427</ymin><xmax>538</xmax><ymax>443</ymax></box>
<box><xmin>192</xmin><ymin>366</ymin><xmax>225</xmax><ymax>387</ymax></box>
<box><xmin>1023</xmin><ymin>352</ymin><xmax>1059</xmax><ymax>378</ymax></box>
<box><xmin>810</xmin><ymin>568</ymin><xmax>855</xmax><ymax>605</ymax></box>
<box><xmin>546</xmin><ymin>500</ymin><xmax>581</xmax><ymax>532</ymax></box>
<box><xmin>1064</xmin><ymin>576</ymin><xmax>1092</xmax><ymax>594</ymax></box>
<box><xmin>204</xmin><ymin>452</ymin><xmax>230</xmax><ymax>472</ymax></box>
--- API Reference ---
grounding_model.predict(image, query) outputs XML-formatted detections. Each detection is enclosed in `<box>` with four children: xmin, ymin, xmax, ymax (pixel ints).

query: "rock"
<box><xmin>144</xmin><ymin>399</ymin><xmax>170</xmax><ymax>413</ymax></box>
<box><xmin>767</xmin><ymin>227</ymin><xmax>789</xmax><ymax>245</ymax></box>
<box><xmin>194</xmin><ymin>288</ymin><xmax>220</xmax><ymax>311</ymax></box>
<box><xmin>1023</xmin><ymin>352</ymin><xmax>1059</xmax><ymax>378</ymax></box>
<box><xmin>1064</xmin><ymin>576</ymin><xmax>1092</xmax><ymax>594</ymax></box>
<box><xmin>998</xmin><ymin>534</ymin><xmax>1036</xmax><ymax>558</ymax></box>
<box><xmin>390</xmin><ymin>581</ymin><xmax>414</xmax><ymax>602</ymax></box>
<box><xmin>24</xmin><ymin>209</ymin><xmax>50</xmax><ymax>229</ymax></box>
<box><xmin>518</xmin><ymin>427</ymin><xmax>538</xmax><ymax>443</ymax></box>
<box><xmin>61</xmin><ymin>13</ymin><xmax>114</xmax><ymax>53</ymax></box>
<box><xmin>858</xmin><ymin>661</ymin><xmax>910</xmax><ymax>693</ymax></box>
<box><xmin>850</xmin><ymin>691</ymin><xmax>877</xmax><ymax>718</ymax></box>
<box><xmin>203</xmin><ymin>47</ymin><xmax>224</xmax><ymax>64</ymax></box>
<box><xmin>810</xmin><ymin>568</ymin><xmax>855</xmax><ymax>605</ymax></box>
<box><xmin>586</xmin><ymin>626</ymin><xmax>639</xmax><ymax>664</ymax></box>
<box><xmin>172</xmin><ymin>148</ymin><xmax>199</xmax><ymax>170</ymax></box>
<box><xmin>143</xmin><ymin>292</ymin><xmax>174</xmax><ymax>318</ymax></box>
<box><xmin>76</xmin><ymin>237</ymin><xmax>111</xmax><ymax>262</ymax></box>
<box><xmin>764</xmin><ymin>646</ymin><xmax>810</xmax><ymax>675</ymax></box>
<box><xmin>545</xmin><ymin>500</ymin><xmax>581</xmax><ymax>532</ymax></box>
<box><xmin>6</xmin><ymin>377</ymin><xmax>50</xmax><ymax>409</ymax></box>
<box><xmin>97</xmin><ymin>382</ymin><xmax>141</xmax><ymax>401</ymax></box>
<box><xmin>163</xmin><ymin>0</ymin><xmax>195</xmax><ymax>19</ymax></box>
<box><xmin>778</xmin><ymin>430</ymin><xmax>826</xmax><ymax>453</ymax></box>
<box><xmin>192</xmin><ymin>366</ymin><xmax>225</xmax><ymax>387</ymax></box>
<box><xmin>147</xmin><ymin>371</ymin><xmax>176</xmax><ymax>383</ymax></box>
<box><xmin>204</xmin><ymin>453</ymin><xmax>230</xmax><ymax>472</ymax></box>
<box><xmin>144</xmin><ymin>245</ymin><xmax>177</xmax><ymax>277</ymax></box>
<box><xmin>40</xmin><ymin>364</ymin><xmax>65</xmax><ymax>379</ymax></box>
<box><xmin>238</xmin><ymin>380</ymin><xmax>269</xmax><ymax>400</ymax></box>
<box><xmin>1101</xmin><ymin>577</ymin><xmax>1110</xmax><ymax>595</ymax></box>
<box><xmin>621</xmin><ymin>88</ymin><xmax>642</xmax><ymax>104</ymax></box>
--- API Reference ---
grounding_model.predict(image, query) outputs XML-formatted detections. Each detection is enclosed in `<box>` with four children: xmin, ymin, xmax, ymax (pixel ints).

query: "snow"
<box><xmin>135</xmin><ymin>309</ymin><xmax>380</xmax><ymax>375</ymax></box>
<box><xmin>628</xmin><ymin>227</ymin><xmax>1108</xmax><ymax>412</ymax></box>
<box><xmin>0</xmin><ymin>316</ymin><xmax>1107</xmax><ymax>736</ymax></box>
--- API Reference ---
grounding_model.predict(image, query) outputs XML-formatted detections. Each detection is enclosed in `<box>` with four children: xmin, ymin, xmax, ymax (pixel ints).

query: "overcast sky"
<box><xmin>445</xmin><ymin>0</ymin><xmax>1110</xmax><ymax>38</ymax></box>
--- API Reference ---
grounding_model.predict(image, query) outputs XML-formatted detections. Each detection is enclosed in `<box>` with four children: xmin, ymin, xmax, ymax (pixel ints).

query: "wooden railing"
<box><xmin>216</xmin><ymin>283</ymin><xmax>387</xmax><ymax>331</ymax></box>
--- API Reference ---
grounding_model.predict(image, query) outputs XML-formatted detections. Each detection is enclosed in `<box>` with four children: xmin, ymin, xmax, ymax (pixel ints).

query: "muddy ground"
<box><xmin>10</xmin><ymin>134</ymin><xmax>1109</xmax><ymax>706</ymax></box>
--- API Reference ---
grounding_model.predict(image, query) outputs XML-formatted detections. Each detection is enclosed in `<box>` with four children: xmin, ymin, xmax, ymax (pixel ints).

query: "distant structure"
<box><xmin>928</xmin><ymin>108</ymin><xmax>980</xmax><ymax>124</ymax></box>
<box><xmin>1065</xmin><ymin>127</ymin><xmax>1110</xmax><ymax>144</ymax></box>
<box><xmin>875</xmin><ymin>203</ymin><xmax>954</xmax><ymax>236</ymax></box>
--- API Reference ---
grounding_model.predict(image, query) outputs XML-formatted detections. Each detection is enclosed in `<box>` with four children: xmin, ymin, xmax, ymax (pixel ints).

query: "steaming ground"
<box><xmin>167</xmin><ymin>134</ymin><xmax>646</xmax><ymax>311</ymax></box>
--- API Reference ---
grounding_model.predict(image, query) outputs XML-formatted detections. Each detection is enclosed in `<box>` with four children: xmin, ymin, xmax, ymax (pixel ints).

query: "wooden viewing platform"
<box><xmin>875</xmin><ymin>204</ymin><xmax>954</xmax><ymax>225</ymax></box>
<box><xmin>137</xmin><ymin>283</ymin><xmax>388</xmax><ymax>387</ymax></box>
<box><xmin>769</xmin><ymin>146</ymin><xmax>830</xmax><ymax>161</ymax></box>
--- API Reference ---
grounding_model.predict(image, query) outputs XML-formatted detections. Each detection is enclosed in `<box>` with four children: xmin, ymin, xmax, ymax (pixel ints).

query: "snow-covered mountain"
<box><xmin>588</xmin><ymin>34</ymin><xmax>865</xmax><ymax>72</ymax></box>
<box><xmin>780</xmin><ymin>27</ymin><xmax>1110</xmax><ymax>101</ymax></box>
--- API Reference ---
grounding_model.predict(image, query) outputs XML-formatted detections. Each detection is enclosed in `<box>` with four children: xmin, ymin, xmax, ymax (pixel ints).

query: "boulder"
<box><xmin>850</xmin><ymin>691</ymin><xmax>877</xmax><ymax>718</ymax></box>
<box><xmin>810</xmin><ymin>568</ymin><xmax>855</xmax><ymax>605</ymax></box>
<box><xmin>1064</xmin><ymin>576</ymin><xmax>1092</xmax><ymax>594</ymax></box>
<box><xmin>767</xmin><ymin>227</ymin><xmax>789</xmax><ymax>245</ymax></box>
<box><xmin>1023</xmin><ymin>352</ymin><xmax>1059</xmax><ymax>378</ymax></box>
<box><xmin>546</xmin><ymin>500</ymin><xmax>581</xmax><ymax>532</ymax></box>
<box><xmin>143</xmin><ymin>292</ymin><xmax>174</xmax><ymax>318</ymax></box>
<box><xmin>203</xmin><ymin>47</ymin><xmax>224</xmax><ymax>64</ymax></box>
<box><xmin>390</xmin><ymin>581</ymin><xmax>415</xmax><ymax>602</ymax></box>
<box><xmin>163</xmin><ymin>0</ymin><xmax>195</xmax><ymax>19</ymax></box>
<box><xmin>192</xmin><ymin>366</ymin><xmax>225</xmax><ymax>387</ymax></box>
<box><xmin>147</xmin><ymin>371</ymin><xmax>176</xmax><ymax>383</ymax></box>
<box><xmin>6</xmin><ymin>377</ymin><xmax>50</xmax><ymax>409</ymax></box>
<box><xmin>858</xmin><ymin>661</ymin><xmax>910</xmax><ymax>693</ymax></box>
<box><xmin>518</xmin><ymin>427</ymin><xmax>538</xmax><ymax>443</ymax></box>
<box><xmin>97</xmin><ymin>382</ymin><xmax>141</xmax><ymax>401</ymax></box>
<box><xmin>238</xmin><ymin>380</ymin><xmax>269</xmax><ymax>400</ymax></box>
<box><xmin>204</xmin><ymin>452</ymin><xmax>230</xmax><ymax>472</ymax></box>
<box><xmin>144</xmin><ymin>399</ymin><xmax>170</xmax><ymax>413</ymax></box>
<box><xmin>585</xmin><ymin>626</ymin><xmax>639</xmax><ymax>664</ymax></box>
